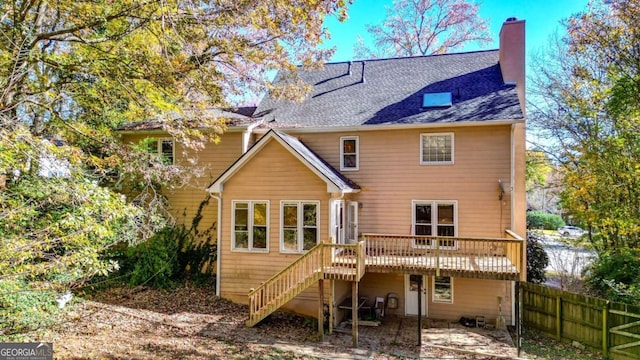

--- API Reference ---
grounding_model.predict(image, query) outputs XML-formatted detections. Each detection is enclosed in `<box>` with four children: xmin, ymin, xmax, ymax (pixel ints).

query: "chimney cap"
<box><xmin>506</xmin><ymin>17</ymin><xmax>518</xmax><ymax>22</ymax></box>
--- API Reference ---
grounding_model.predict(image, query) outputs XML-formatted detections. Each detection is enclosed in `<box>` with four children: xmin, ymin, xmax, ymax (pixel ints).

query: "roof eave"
<box><xmin>118</xmin><ymin>124</ymin><xmax>256</xmax><ymax>135</ymax></box>
<box><xmin>253</xmin><ymin>118</ymin><xmax>525</xmax><ymax>134</ymax></box>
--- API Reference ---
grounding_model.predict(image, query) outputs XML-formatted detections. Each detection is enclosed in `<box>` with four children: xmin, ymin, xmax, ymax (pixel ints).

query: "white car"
<box><xmin>557</xmin><ymin>226</ymin><xmax>586</xmax><ymax>237</ymax></box>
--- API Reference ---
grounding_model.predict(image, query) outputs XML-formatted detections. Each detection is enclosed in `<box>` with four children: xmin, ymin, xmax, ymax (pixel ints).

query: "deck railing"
<box><xmin>321</xmin><ymin>241</ymin><xmax>366</xmax><ymax>281</ymax></box>
<box><xmin>247</xmin><ymin>241</ymin><xmax>365</xmax><ymax>327</ymax></box>
<box><xmin>361</xmin><ymin>233</ymin><xmax>523</xmax><ymax>278</ymax></box>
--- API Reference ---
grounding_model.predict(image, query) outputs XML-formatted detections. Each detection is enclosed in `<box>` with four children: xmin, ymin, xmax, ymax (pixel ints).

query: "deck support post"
<box><xmin>328</xmin><ymin>280</ymin><xmax>334</xmax><ymax>334</ymax></box>
<box><xmin>318</xmin><ymin>279</ymin><xmax>324</xmax><ymax>340</ymax></box>
<box><xmin>516</xmin><ymin>281</ymin><xmax>522</xmax><ymax>357</ymax></box>
<box><xmin>352</xmin><ymin>281</ymin><xmax>358</xmax><ymax>347</ymax></box>
<box><xmin>418</xmin><ymin>275</ymin><xmax>422</xmax><ymax>347</ymax></box>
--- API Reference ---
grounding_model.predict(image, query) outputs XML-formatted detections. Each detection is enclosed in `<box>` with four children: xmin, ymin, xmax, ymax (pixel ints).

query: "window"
<box><xmin>147</xmin><ymin>138</ymin><xmax>175</xmax><ymax>165</ymax></box>
<box><xmin>412</xmin><ymin>201</ymin><xmax>457</xmax><ymax>249</ymax></box>
<box><xmin>281</xmin><ymin>201</ymin><xmax>319</xmax><ymax>253</ymax></box>
<box><xmin>233</xmin><ymin>201</ymin><xmax>269</xmax><ymax>251</ymax></box>
<box><xmin>340</xmin><ymin>136</ymin><xmax>359</xmax><ymax>171</ymax></box>
<box><xmin>420</xmin><ymin>133</ymin><xmax>453</xmax><ymax>164</ymax></box>
<box><xmin>433</xmin><ymin>276</ymin><xmax>453</xmax><ymax>303</ymax></box>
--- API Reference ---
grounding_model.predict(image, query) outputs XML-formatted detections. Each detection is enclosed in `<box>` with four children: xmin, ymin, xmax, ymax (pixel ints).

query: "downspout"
<box><xmin>510</xmin><ymin>124</ymin><xmax>516</xmax><ymax>232</ymax></box>
<box><xmin>243</xmin><ymin>120</ymin><xmax>264</xmax><ymax>153</ymax></box>
<box><xmin>212</xmin><ymin>193</ymin><xmax>222</xmax><ymax>296</ymax></box>
<box><xmin>510</xmin><ymin>123</ymin><xmax>517</xmax><ymax>326</ymax></box>
<box><xmin>328</xmin><ymin>191</ymin><xmax>345</xmax><ymax>332</ymax></box>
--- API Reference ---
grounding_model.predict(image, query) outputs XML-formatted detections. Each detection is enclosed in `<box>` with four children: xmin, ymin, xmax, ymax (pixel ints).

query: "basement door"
<box><xmin>405</xmin><ymin>274</ymin><xmax>427</xmax><ymax>316</ymax></box>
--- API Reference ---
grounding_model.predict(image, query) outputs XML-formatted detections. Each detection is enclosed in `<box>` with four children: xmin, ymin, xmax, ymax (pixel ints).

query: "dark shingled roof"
<box><xmin>255</xmin><ymin>50</ymin><xmax>523</xmax><ymax>128</ymax></box>
<box><xmin>117</xmin><ymin>107</ymin><xmax>257</xmax><ymax>131</ymax></box>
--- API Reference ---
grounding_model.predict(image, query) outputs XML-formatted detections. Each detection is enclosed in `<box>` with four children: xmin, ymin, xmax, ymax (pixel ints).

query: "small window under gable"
<box><xmin>340</xmin><ymin>136</ymin><xmax>359</xmax><ymax>171</ymax></box>
<box><xmin>422</xmin><ymin>92</ymin><xmax>452</xmax><ymax>108</ymax></box>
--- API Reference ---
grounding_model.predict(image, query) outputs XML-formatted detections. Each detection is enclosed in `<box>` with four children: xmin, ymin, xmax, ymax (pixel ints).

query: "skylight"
<box><xmin>422</xmin><ymin>92</ymin><xmax>452</xmax><ymax>108</ymax></box>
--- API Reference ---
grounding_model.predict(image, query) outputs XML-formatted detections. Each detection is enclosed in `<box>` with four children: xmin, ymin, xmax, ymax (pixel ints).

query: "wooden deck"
<box><xmin>332</xmin><ymin>233</ymin><xmax>524</xmax><ymax>281</ymax></box>
<box><xmin>247</xmin><ymin>232</ymin><xmax>525</xmax><ymax>327</ymax></box>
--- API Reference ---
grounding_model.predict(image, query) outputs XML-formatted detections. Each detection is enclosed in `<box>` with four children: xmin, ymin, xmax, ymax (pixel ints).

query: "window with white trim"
<box><xmin>413</xmin><ymin>201</ymin><xmax>457</xmax><ymax>249</ymax></box>
<box><xmin>432</xmin><ymin>276</ymin><xmax>453</xmax><ymax>303</ymax></box>
<box><xmin>147</xmin><ymin>138</ymin><xmax>175</xmax><ymax>165</ymax></box>
<box><xmin>340</xmin><ymin>136</ymin><xmax>359</xmax><ymax>171</ymax></box>
<box><xmin>281</xmin><ymin>201</ymin><xmax>319</xmax><ymax>253</ymax></box>
<box><xmin>420</xmin><ymin>133</ymin><xmax>453</xmax><ymax>164</ymax></box>
<box><xmin>233</xmin><ymin>201</ymin><xmax>268</xmax><ymax>251</ymax></box>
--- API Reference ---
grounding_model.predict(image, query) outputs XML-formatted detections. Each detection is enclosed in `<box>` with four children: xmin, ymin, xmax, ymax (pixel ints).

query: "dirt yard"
<box><xmin>22</xmin><ymin>284</ymin><xmax>519</xmax><ymax>359</ymax></box>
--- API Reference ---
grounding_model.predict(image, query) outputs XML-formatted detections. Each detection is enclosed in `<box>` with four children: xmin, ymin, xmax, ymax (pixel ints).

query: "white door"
<box><xmin>405</xmin><ymin>274</ymin><xmax>427</xmax><ymax>316</ymax></box>
<box><xmin>346</xmin><ymin>201</ymin><xmax>358</xmax><ymax>244</ymax></box>
<box><xmin>330</xmin><ymin>199</ymin><xmax>345</xmax><ymax>245</ymax></box>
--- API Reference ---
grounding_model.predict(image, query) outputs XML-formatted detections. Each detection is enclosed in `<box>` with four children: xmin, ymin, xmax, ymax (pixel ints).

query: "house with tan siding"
<box><xmin>122</xmin><ymin>18</ymin><xmax>527</xmax><ymax>345</ymax></box>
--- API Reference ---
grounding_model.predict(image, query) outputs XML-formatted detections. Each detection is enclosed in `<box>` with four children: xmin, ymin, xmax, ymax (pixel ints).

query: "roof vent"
<box><xmin>422</xmin><ymin>92</ymin><xmax>452</xmax><ymax>108</ymax></box>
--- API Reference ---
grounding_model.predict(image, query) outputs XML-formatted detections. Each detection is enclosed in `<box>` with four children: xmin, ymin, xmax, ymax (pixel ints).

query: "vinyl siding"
<box><xmin>357</xmin><ymin>273</ymin><xmax>405</xmax><ymax>317</ymax></box>
<box><xmin>356</xmin><ymin>274</ymin><xmax>512</xmax><ymax>323</ymax></box>
<box><xmin>279</xmin><ymin>125</ymin><xmax>517</xmax><ymax>238</ymax></box>
<box><xmin>425</xmin><ymin>277</ymin><xmax>513</xmax><ymax>324</ymax></box>
<box><xmin>219</xmin><ymin>139</ymin><xmax>331</xmax><ymax>316</ymax></box>
<box><xmin>123</xmin><ymin>132</ymin><xmax>244</xmax><ymax>241</ymax></box>
<box><xmin>126</xmin><ymin>122</ymin><xmax>524</xmax><ymax>321</ymax></box>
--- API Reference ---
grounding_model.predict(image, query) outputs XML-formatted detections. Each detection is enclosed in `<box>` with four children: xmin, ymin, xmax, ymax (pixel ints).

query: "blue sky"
<box><xmin>321</xmin><ymin>0</ymin><xmax>590</xmax><ymax>62</ymax></box>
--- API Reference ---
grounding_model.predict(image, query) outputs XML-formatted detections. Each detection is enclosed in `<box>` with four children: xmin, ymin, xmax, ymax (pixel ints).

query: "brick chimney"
<box><xmin>499</xmin><ymin>17</ymin><xmax>525</xmax><ymax>114</ymax></box>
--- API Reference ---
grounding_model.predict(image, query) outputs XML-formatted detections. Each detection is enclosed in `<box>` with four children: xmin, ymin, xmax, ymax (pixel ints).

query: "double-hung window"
<box><xmin>233</xmin><ymin>201</ymin><xmax>268</xmax><ymax>252</ymax></box>
<box><xmin>412</xmin><ymin>200</ymin><xmax>457</xmax><ymax>249</ymax></box>
<box><xmin>281</xmin><ymin>201</ymin><xmax>319</xmax><ymax>253</ymax></box>
<box><xmin>340</xmin><ymin>136</ymin><xmax>359</xmax><ymax>171</ymax></box>
<box><xmin>433</xmin><ymin>276</ymin><xmax>453</xmax><ymax>303</ymax></box>
<box><xmin>420</xmin><ymin>133</ymin><xmax>453</xmax><ymax>164</ymax></box>
<box><xmin>147</xmin><ymin>138</ymin><xmax>175</xmax><ymax>165</ymax></box>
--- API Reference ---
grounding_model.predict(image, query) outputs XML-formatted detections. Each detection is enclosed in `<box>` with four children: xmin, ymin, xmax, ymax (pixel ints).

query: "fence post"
<box><xmin>602</xmin><ymin>300</ymin><xmax>609</xmax><ymax>358</ymax></box>
<box><xmin>556</xmin><ymin>295</ymin><xmax>562</xmax><ymax>340</ymax></box>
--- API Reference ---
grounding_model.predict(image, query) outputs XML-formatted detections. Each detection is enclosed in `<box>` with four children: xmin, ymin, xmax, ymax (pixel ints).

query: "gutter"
<box><xmin>252</xmin><ymin>119</ymin><xmax>524</xmax><ymax>135</ymax></box>
<box><xmin>117</xmin><ymin>125</ymin><xmax>251</xmax><ymax>136</ymax></box>
<box><xmin>212</xmin><ymin>193</ymin><xmax>223</xmax><ymax>296</ymax></box>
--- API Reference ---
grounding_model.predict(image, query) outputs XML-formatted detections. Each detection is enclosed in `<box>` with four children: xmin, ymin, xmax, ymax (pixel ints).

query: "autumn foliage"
<box><xmin>530</xmin><ymin>0</ymin><xmax>640</xmax><ymax>303</ymax></box>
<box><xmin>0</xmin><ymin>0</ymin><xmax>349</xmax><ymax>334</ymax></box>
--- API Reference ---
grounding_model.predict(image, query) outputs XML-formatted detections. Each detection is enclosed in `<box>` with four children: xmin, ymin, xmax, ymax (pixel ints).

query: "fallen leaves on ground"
<box><xmin>17</xmin><ymin>284</ymin><xmax>521</xmax><ymax>359</ymax></box>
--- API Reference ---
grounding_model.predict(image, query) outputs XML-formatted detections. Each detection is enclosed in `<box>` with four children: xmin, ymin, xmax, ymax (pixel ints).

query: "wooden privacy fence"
<box><xmin>522</xmin><ymin>282</ymin><xmax>640</xmax><ymax>359</ymax></box>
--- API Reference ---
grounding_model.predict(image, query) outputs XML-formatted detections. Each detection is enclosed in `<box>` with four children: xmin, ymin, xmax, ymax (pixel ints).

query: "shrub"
<box><xmin>115</xmin><ymin>197</ymin><xmax>217</xmax><ymax>288</ymax></box>
<box><xmin>583</xmin><ymin>248</ymin><xmax>640</xmax><ymax>305</ymax></box>
<box><xmin>527</xmin><ymin>232</ymin><xmax>549</xmax><ymax>284</ymax></box>
<box><xmin>123</xmin><ymin>226</ymin><xmax>180</xmax><ymax>288</ymax></box>
<box><xmin>0</xmin><ymin>281</ymin><xmax>62</xmax><ymax>335</ymax></box>
<box><xmin>527</xmin><ymin>211</ymin><xmax>565</xmax><ymax>230</ymax></box>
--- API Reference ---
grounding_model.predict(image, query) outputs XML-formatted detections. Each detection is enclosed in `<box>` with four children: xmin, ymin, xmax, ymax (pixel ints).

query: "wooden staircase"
<box><xmin>246</xmin><ymin>241</ymin><xmax>365</xmax><ymax>327</ymax></box>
